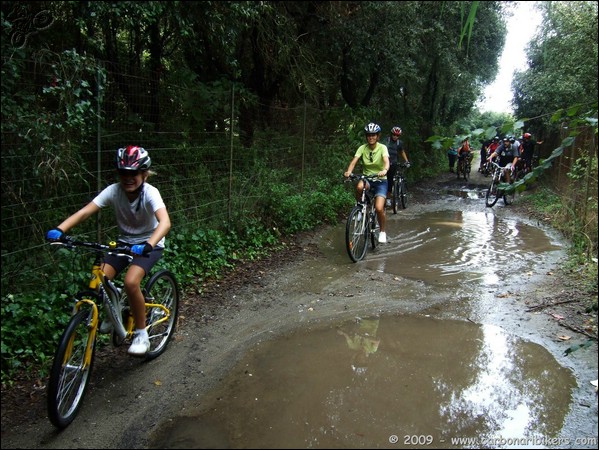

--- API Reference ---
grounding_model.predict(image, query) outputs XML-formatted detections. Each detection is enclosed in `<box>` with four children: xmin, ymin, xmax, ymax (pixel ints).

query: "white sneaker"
<box><xmin>378</xmin><ymin>231</ymin><xmax>387</xmax><ymax>243</ymax></box>
<box><xmin>128</xmin><ymin>332</ymin><xmax>150</xmax><ymax>356</ymax></box>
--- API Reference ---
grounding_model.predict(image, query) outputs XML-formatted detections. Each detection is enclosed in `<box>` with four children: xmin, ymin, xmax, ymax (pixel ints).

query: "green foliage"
<box><xmin>261</xmin><ymin>179</ymin><xmax>353</xmax><ymax>234</ymax></box>
<box><xmin>1</xmin><ymin>291</ymin><xmax>71</xmax><ymax>385</ymax></box>
<box><xmin>521</xmin><ymin>182</ymin><xmax>597</xmax><ymax>274</ymax></box>
<box><xmin>512</xmin><ymin>1</ymin><xmax>598</xmax><ymax>135</ymax></box>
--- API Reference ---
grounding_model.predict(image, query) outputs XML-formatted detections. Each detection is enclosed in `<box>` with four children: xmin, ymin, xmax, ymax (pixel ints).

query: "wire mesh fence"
<box><xmin>1</xmin><ymin>56</ymin><xmax>351</xmax><ymax>294</ymax></box>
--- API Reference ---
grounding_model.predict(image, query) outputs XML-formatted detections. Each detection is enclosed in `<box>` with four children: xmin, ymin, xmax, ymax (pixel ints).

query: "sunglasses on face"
<box><xmin>118</xmin><ymin>169</ymin><xmax>141</xmax><ymax>177</ymax></box>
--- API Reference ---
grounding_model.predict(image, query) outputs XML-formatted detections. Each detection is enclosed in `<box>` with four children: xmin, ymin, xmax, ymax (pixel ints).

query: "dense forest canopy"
<box><xmin>2</xmin><ymin>1</ymin><xmax>508</xmax><ymax>142</ymax></box>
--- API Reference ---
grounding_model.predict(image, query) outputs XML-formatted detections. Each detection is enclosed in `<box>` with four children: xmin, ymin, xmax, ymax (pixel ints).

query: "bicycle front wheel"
<box><xmin>47</xmin><ymin>308</ymin><xmax>96</xmax><ymax>429</ymax></box>
<box><xmin>485</xmin><ymin>175</ymin><xmax>500</xmax><ymax>207</ymax></box>
<box><xmin>144</xmin><ymin>270</ymin><xmax>180</xmax><ymax>360</ymax></box>
<box><xmin>346</xmin><ymin>205</ymin><xmax>368</xmax><ymax>262</ymax></box>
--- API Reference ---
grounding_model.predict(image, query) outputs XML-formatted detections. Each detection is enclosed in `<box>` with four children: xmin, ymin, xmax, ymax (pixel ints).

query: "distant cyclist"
<box><xmin>520</xmin><ymin>132</ymin><xmax>543</xmax><ymax>172</ymax></box>
<box><xmin>385</xmin><ymin>126</ymin><xmax>410</xmax><ymax>207</ymax></box>
<box><xmin>457</xmin><ymin>136</ymin><xmax>473</xmax><ymax>175</ymax></box>
<box><xmin>344</xmin><ymin>122</ymin><xmax>390</xmax><ymax>243</ymax></box>
<box><xmin>478</xmin><ymin>139</ymin><xmax>491</xmax><ymax>172</ymax></box>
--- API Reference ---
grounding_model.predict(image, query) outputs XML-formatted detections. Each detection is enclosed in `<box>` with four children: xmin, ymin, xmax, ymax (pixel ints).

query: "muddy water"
<box><xmin>151</xmin><ymin>316</ymin><xmax>575</xmax><ymax>449</ymax></box>
<box><xmin>150</xmin><ymin>202</ymin><xmax>578</xmax><ymax>449</ymax></box>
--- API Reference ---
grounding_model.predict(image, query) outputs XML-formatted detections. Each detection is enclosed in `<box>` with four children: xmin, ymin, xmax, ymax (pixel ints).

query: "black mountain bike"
<box><xmin>456</xmin><ymin>153</ymin><xmax>472</xmax><ymax>181</ymax></box>
<box><xmin>391</xmin><ymin>162</ymin><xmax>409</xmax><ymax>214</ymax></box>
<box><xmin>344</xmin><ymin>174</ymin><xmax>382</xmax><ymax>262</ymax></box>
<box><xmin>485</xmin><ymin>161</ymin><xmax>515</xmax><ymax>207</ymax></box>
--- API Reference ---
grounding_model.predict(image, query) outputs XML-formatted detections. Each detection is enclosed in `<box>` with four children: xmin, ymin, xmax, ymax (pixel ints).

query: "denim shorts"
<box><xmin>367</xmin><ymin>179</ymin><xmax>388</xmax><ymax>199</ymax></box>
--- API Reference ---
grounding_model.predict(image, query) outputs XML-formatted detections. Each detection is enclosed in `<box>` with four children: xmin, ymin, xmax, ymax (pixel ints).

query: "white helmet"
<box><xmin>364</xmin><ymin>122</ymin><xmax>381</xmax><ymax>134</ymax></box>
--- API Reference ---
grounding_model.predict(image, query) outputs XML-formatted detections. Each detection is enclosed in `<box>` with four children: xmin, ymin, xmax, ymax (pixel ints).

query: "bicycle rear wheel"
<box><xmin>392</xmin><ymin>177</ymin><xmax>399</xmax><ymax>214</ymax></box>
<box><xmin>399</xmin><ymin>179</ymin><xmax>408</xmax><ymax>209</ymax></box>
<box><xmin>503</xmin><ymin>185</ymin><xmax>515</xmax><ymax>205</ymax></box>
<box><xmin>369</xmin><ymin>209</ymin><xmax>380</xmax><ymax>249</ymax></box>
<box><xmin>47</xmin><ymin>308</ymin><xmax>96</xmax><ymax>429</ymax></box>
<box><xmin>144</xmin><ymin>270</ymin><xmax>180</xmax><ymax>360</ymax></box>
<box><xmin>345</xmin><ymin>205</ymin><xmax>368</xmax><ymax>262</ymax></box>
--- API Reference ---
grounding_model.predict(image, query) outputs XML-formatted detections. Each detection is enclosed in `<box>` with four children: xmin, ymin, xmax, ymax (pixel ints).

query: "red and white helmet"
<box><xmin>116</xmin><ymin>146</ymin><xmax>151</xmax><ymax>171</ymax></box>
<box><xmin>523</xmin><ymin>133</ymin><xmax>532</xmax><ymax>139</ymax></box>
<box><xmin>391</xmin><ymin>126</ymin><xmax>402</xmax><ymax>136</ymax></box>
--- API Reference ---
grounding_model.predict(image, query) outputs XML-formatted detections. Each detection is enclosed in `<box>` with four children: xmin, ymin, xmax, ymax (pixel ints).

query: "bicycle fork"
<box><xmin>355</xmin><ymin>203</ymin><xmax>368</xmax><ymax>233</ymax></box>
<box><xmin>66</xmin><ymin>299</ymin><xmax>99</xmax><ymax>369</ymax></box>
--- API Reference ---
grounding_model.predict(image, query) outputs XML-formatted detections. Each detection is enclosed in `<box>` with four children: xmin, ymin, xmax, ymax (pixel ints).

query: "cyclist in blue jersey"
<box><xmin>385</xmin><ymin>126</ymin><xmax>410</xmax><ymax>207</ymax></box>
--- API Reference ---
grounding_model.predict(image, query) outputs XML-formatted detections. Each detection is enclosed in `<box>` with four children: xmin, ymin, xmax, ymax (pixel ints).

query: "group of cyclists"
<box><xmin>480</xmin><ymin>133</ymin><xmax>541</xmax><ymax>183</ymax></box>
<box><xmin>344</xmin><ymin>123</ymin><xmax>542</xmax><ymax>246</ymax></box>
<box><xmin>447</xmin><ymin>132</ymin><xmax>541</xmax><ymax>185</ymax></box>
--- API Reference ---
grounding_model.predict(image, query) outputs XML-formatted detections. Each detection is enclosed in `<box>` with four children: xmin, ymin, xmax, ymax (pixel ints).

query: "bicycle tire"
<box><xmin>392</xmin><ymin>177</ymin><xmax>399</xmax><ymax>214</ymax></box>
<box><xmin>369</xmin><ymin>209</ymin><xmax>380</xmax><ymax>249</ymax></box>
<box><xmin>399</xmin><ymin>179</ymin><xmax>408</xmax><ymax>209</ymax></box>
<box><xmin>345</xmin><ymin>205</ymin><xmax>368</xmax><ymax>262</ymax></box>
<box><xmin>144</xmin><ymin>270</ymin><xmax>180</xmax><ymax>360</ymax></box>
<box><xmin>485</xmin><ymin>174</ymin><xmax>500</xmax><ymax>207</ymax></box>
<box><xmin>463</xmin><ymin>161</ymin><xmax>470</xmax><ymax>181</ymax></box>
<box><xmin>47</xmin><ymin>308</ymin><xmax>96</xmax><ymax>429</ymax></box>
<box><xmin>503</xmin><ymin>184</ymin><xmax>515</xmax><ymax>205</ymax></box>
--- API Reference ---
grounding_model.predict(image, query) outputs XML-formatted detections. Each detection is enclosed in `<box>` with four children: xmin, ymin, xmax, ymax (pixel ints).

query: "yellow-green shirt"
<box><xmin>354</xmin><ymin>142</ymin><xmax>389</xmax><ymax>176</ymax></box>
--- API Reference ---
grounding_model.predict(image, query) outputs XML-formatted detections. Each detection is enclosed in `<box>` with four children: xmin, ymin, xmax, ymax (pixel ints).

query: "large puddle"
<box><xmin>150</xmin><ymin>315</ymin><xmax>575</xmax><ymax>449</ymax></box>
<box><xmin>149</xmin><ymin>208</ymin><xmax>576</xmax><ymax>449</ymax></box>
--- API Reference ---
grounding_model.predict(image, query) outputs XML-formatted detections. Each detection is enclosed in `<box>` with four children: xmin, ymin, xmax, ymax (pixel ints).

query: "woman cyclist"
<box><xmin>344</xmin><ymin>122</ymin><xmax>390</xmax><ymax>243</ymax></box>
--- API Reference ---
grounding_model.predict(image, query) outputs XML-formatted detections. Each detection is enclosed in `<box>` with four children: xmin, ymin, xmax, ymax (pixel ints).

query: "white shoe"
<box><xmin>128</xmin><ymin>332</ymin><xmax>150</xmax><ymax>356</ymax></box>
<box><xmin>378</xmin><ymin>231</ymin><xmax>387</xmax><ymax>243</ymax></box>
<box><xmin>385</xmin><ymin>199</ymin><xmax>391</xmax><ymax>207</ymax></box>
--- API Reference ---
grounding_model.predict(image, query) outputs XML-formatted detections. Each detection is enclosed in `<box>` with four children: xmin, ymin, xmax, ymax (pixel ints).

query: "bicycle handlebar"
<box><xmin>344</xmin><ymin>173</ymin><xmax>385</xmax><ymax>182</ymax></box>
<box><xmin>48</xmin><ymin>235</ymin><xmax>135</xmax><ymax>259</ymax></box>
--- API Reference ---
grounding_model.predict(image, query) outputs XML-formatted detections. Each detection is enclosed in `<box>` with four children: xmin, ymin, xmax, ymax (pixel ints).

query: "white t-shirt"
<box><xmin>93</xmin><ymin>182</ymin><xmax>166</xmax><ymax>248</ymax></box>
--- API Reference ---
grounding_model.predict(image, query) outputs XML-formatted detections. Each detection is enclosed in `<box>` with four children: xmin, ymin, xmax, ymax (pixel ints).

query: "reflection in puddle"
<box><xmin>368</xmin><ymin>210</ymin><xmax>562</xmax><ymax>286</ymax></box>
<box><xmin>444</xmin><ymin>188</ymin><xmax>485</xmax><ymax>199</ymax></box>
<box><xmin>150</xmin><ymin>315</ymin><xmax>575</xmax><ymax>449</ymax></box>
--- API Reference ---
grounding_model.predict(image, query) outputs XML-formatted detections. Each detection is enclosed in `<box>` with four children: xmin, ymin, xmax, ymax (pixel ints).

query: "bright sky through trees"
<box><xmin>477</xmin><ymin>1</ymin><xmax>543</xmax><ymax>113</ymax></box>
